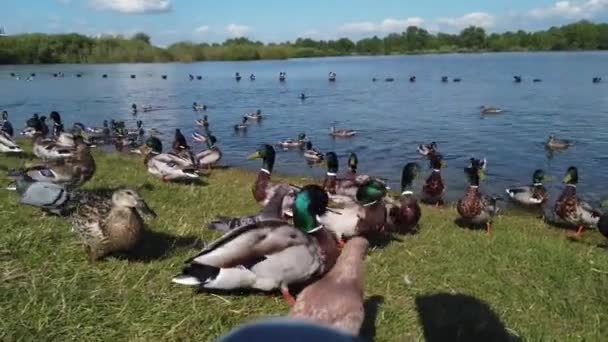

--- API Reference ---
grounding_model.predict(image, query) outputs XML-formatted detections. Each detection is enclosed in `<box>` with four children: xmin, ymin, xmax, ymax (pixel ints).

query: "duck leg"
<box><xmin>485</xmin><ymin>222</ymin><xmax>491</xmax><ymax>235</ymax></box>
<box><xmin>280</xmin><ymin>286</ymin><xmax>296</xmax><ymax>306</ymax></box>
<box><xmin>575</xmin><ymin>224</ymin><xmax>584</xmax><ymax>236</ymax></box>
<box><xmin>336</xmin><ymin>238</ymin><xmax>346</xmax><ymax>249</ymax></box>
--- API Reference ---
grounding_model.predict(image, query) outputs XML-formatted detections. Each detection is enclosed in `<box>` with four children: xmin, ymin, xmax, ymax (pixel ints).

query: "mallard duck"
<box><xmin>328</xmin><ymin>72</ymin><xmax>337</xmax><ymax>82</ymax></box>
<box><xmin>417</xmin><ymin>142</ymin><xmax>438</xmax><ymax>157</ymax></box>
<box><xmin>278</xmin><ymin>133</ymin><xmax>307</xmax><ymax>149</ymax></box>
<box><xmin>318</xmin><ymin>179</ymin><xmax>388</xmax><ymax>246</ymax></box>
<box><xmin>248</xmin><ymin>144</ymin><xmax>299</xmax><ymax>217</ymax></box>
<box><xmin>480</xmin><ymin>106</ymin><xmax>502</xmax><ymax>115</ymax></box>
<box><xmin>330</xmin><ymin>126</ymin><xmax>357</xmax><ymax>137</ymax></box>
<box><xmin>289</xmin><ymin>236</ymin><xmax>367</xmax><ymax>336</ymax></box>
<box><xmin>457</xmin><ymin>158</ymin><xmax>499</xmax><ymax>234</ymax></box>
<box><xmin>505</xmin><ymin>169</ymin><xmax>549</xmax><ymax>205</ymax></box>
<box><xmin>304</xmin><ymin>141</ymin><xmax>324</xmax><ymax>163</ymax></box>
<box><xmin>194</xmin><ymin>134</ymin><xmax>222</xmax><ymax>169</ymax></box>
<box><xmin>172</xmin><ymin>129</ymin><xmax>190</xmax><ymax>153</ymax></box>
<box><xmin>11</xmin><ymin>136</ymin><xmax>95</xmax><ymax>188</ymax></box>
<box><xmin>1</xmin><ymin>110</ymin><xmax>14</xmax><ymax>137</ymax></box>
<box><xmin>172</xmin><ymin>185</ymin><xmax>339</xmax><ymax>304</ymax></box>
<box><xmin>235</xmin><ymin>72</ymin><xmax>242</xmax><ymax>81</ymax></box>
<box><xmin>545</xmin><ymin>135</ymin><xmax>572</xmax><ymax>150</ymax></box>
<box><xmin>193</xmin><ymin>102</ymin><xmax>207</xmax><ymax>111</ymax></box>
<box><xmin>345</xmin><ymin>152</ymin><xmax>358</xmax><ymax>179</ymax></box>
<box><xmin>553</xmin><ymin>167</ymin><xmax>600</xmax><ymax>236</ymax></box>
<box><xmin>71</xmin><ymin>188</ymin><xmax>156</xmax><ymax>262</ymax></box>
<box><xmin>513</xmin><ymin>75</ymin><xmax>522</xmax><ymax>83</ymax></box>
<box><xmin>386</xmin><ymin>163</ymin><xmax>421</xmax><ymax>235</ymax></box>
<box><xmin>49</xmin><ymin>111</ymin><xmax>64</xmax><ymax>138</ymax></box>
<box><xmin>322</xmin><ymin>152</ymin><xmax>383</xmax><ymax>205</ymax></box>
<box><xmin>422</xmin><ymin>153</ymin><xmax>445</xmax><ymax>205</ymax></box>
<box><xmin>131</xmin><ymin>104</ymin><xmax>138</xmax><ymax>115</ymax></box>
<box><xmin>234</xmin><ymin>117</ymin><xmax>248</xmax><ymax>131</ymax></box>
<box><xmin>279</xmin><ymin>72</ymin><xmax>286</xmax><ymax>82</ymax></box>
<box><xmin>10</xmin><ymin>176</ymin><xmax>70</xmax><ymax>214</ymax></box>
<box><xmin>0</xmin><ymin>131</ymin><xmax>22</xmax><ymax>153</ymax></box>
<box><xmin>599</xmin><ymin>200</ymin><xmax>608</xmax><ymax>241</ymax></box>
<box><xmin>250</xmin><ymin>74</ymin><xmax>256</xmax><ymax>81</ymax></box>
<box><xmin>194</xmin><ymin>115</ymin><xmax>209</xmax><ymax>129</ymax></box>
<box><xmin>32</xmin><ymin>133</ymin><xmax>73</xmax><ymax>160</ymax></box>
<box><xmin>142</xmin><ymin>137</ymin><xmax>198</xmax><ymax>182</ymax></box>
<box><xmin>593</xmin><ymin>77</ymin><xmax>602</xmax><ymax>84</ymax></box>
<box><xmin>246</xmin><ymin>109</ymin><xmax>263</xmax><ymax>121</ymax></box>
<box><xmin>300</xmin><ymin>93</ymin><xmax>307</xmax><ymax>100</ymax></box>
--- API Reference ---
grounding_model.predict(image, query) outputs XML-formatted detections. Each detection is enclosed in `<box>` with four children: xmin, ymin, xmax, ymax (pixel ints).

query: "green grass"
<box><xmin>1</xmin><ymin>146</ymin><xmax>607</xmax><ymax>341</ymax></box>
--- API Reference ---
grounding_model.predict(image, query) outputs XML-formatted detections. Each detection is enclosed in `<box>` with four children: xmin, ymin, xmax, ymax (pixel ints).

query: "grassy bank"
<box><xmin>1</xmin><ymin>146</ymin><xmax>607</xmax><ymax>341</ymax></box>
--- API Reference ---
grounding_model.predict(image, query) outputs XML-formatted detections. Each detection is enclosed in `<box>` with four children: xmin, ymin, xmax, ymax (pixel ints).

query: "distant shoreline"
<box><xmin>1</xmin><ymin>20</ymin><xmax>607</xmax><ymax>64</ymax></box>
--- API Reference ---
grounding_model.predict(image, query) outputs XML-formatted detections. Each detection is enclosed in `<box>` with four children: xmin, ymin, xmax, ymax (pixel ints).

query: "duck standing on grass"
<box><xmin>457</xmin><ymin>158</ymin><xmax>500</xmax><ymax>234</ymax></box>
<box><xmin>194</xmin><ymin>134</ymin><xmax>222</xmax><ymax>170</ymax></box>
<box><xmin>71</xmin><ymin>188</ymin><xmax>156</xmax><ymax>262</ymax></box>
<box><xmin>553</xmin><ymin>167</ymin><xmax>600</xmax><ymax>236</ymax></box>
<box><xmin>247</xmin><ymin>144</ymin><xmax>299</xmax><ymax>218</ymax></box>
<box><xmin>505</xmin><ymin>169</ymin><xmax>549</xmax><ymax>206</ymax></box>
<box><xmin>386</xmin><ymin>163</ymin><xmax>422</xmax><ymax>235</ymax></box>
<box><xmin>290</xmin><ymin>236</ymin><xmax>367</xmax><ymax>336</ymax></box>
<box><xmin>422</xmin><ymin>153</ymin><xmax>445</xmax><ymax>206</ymax></box>
<box><xmin>172</xmin><ymin>185</ymin><xmax>339</xmax><ymax>305</ymax></box>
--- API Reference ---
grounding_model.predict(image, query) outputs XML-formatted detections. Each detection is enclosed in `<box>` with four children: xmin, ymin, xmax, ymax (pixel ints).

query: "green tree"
<box><xmin>132</xmin><ymin>32</ymin><xmax>151</xmax><ymax>45</ymax></box>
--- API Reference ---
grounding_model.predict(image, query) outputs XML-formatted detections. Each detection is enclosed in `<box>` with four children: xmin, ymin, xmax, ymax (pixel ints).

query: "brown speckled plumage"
<box><xmin>554</xmin><ymin>185</ymin><xmax>578</xmax><ymax>222</ymax></box>
<box><xmin>387</xmin><ymin>194</ymin><xmax>421</xmax><ymax>234</ymax></box>
<box><xmin>457</xmin><ymin>186</ymin><xmax>483</xmax><ymax>219</ymax></box>
<box><xmin>423</xmin><ymin>170</ymin><xmax>444</xmax><ymax>204</ymax></box>
<box><xmin>290</xmin><ymin>237</ymin><xmax>368</xmax><ymax>336</ymax></box>
<box><xmin>253</xmin><ymin>170</ymin><xmax>272</xmax><ymax>204</ymax></box>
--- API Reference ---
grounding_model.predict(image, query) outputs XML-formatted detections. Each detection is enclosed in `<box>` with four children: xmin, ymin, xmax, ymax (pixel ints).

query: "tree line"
<box><xmin>1</xmin><ymin>20</ymin><xmax>607</xmax><ymax>64</ymax></box>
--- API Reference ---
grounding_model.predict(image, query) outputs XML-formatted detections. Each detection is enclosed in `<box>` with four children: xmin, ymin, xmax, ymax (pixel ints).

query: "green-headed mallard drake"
<box><xmin>553</xmin><ymin>167</ymin><xmax>601</xmax><ymax>236</ymax></box>
<box><xmin>304</xmin><ymin>141</ymin><xmax>324</xmax><ymax>163</ymax></box>
<box><xmin>141</xmin><ymin>137</ymin><xmax>198</xmax><ymax>182</ymax></box>
<box><xmin>247</xmin><ymin>144</ymin><xmax>299</xmax><ymax>217</ymax></box>
<box><xmin>71</xmin><ymin>188</ymin><xmax>156</xmax><ymax>262</ymax></box>
<box><xmin>10</xmin><ymin>136</ymin><xmax>95</xmax><ymax>188</ymax></box>
<box><xmin>457</xmin><ymin>158</ymin><xmax>499</xmax><ymax>234</ymax></box>
<box><xmin>290</xmin><ymin>236</ymin><xmax>367</xmax><ymax>336</ymax></box>
<box><xmin>505</xmin><ymin>169</ymin><xmax>549</xmax><ymax>206</ymax></box>
<box><xmin>246</xmin><ymin>109</ymin><xmax>263</xmax><ymax>121</ymax></box>
<box><xmin>417</xmin><ymin>142</ymin><xmax>438</xmax><ymax>157</ymax></box>
<box><xmin>545</xmin><ymin>135</ymin><xmax>572</xmax><ymax>150</ymax></box>
<box><xmin>330</xmin><ymin>126</ymin><xmax>357</xmax><ymax>137</ymax></box>
<box><xmin>386</xmin><ymin>163</ymin><xmax>421</xmax><ymax>235</ymax></box>
<box><xmin>194</xmin><ymin>134</ymin><xmax>222</xmax><ymax>169</ymax></box>
<box><xmin>278</xmin><ymin>133</ymin><xmax>307</xmax><ymax>149</ymax></box>
<box><xmin>0</xmin><ymin>130</ymin><xmax>22</xmax><ymax>153</ymax></box>
<box><xmin>422</xmin><ymin>153</ymin><xmax>445</xmax><ymax>206</ymax></box>
<box><xmin>172</xmin><ymin>185</ymin><xmax>339</xmax><ymax>304</ymax></box>
<box><xmin>322</xmin><ymin>152</ymin><xmax>384</xmax><ymax>205</ymax></box>
<box><xmin>319</xmin><ymin>179</ymin><xmax>388</xmax><ymax>246</ymax></box>
<box><xmin>234</xmin><ymin>117</ymin><xmax>248</xmax><ymax>131</ymax></box>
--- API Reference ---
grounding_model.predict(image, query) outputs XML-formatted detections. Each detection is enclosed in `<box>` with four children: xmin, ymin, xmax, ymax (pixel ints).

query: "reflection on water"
<box><xmin>1</xmin><ymin>52</ymin><xmax>608</xmax><ymax>204</ymax></box>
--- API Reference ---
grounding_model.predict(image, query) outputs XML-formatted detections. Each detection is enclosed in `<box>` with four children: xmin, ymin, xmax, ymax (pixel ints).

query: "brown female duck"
<box><xmin>422</xmin><ymin>153</ymin><xmax>445</xmax><ymax>206</ymax></box>
<box><xmin>457</xmin><ymin>158</ymin><xmax>500</xmax><ymax>234</ymax></box>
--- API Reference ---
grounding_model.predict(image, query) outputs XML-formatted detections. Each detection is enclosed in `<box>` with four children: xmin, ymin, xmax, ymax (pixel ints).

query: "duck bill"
<box><xmin>477</xmin><ymin>169</ymin><xmax>487</xmax><ymax>180</ymax></box>
<box><xmin>563</xmin><ymin>173</ymin><xmax>572</xmax><ymax>184</ymax></box>
<box><xmin>137</xmin><ymin>201</ymin><xmax>157</xmax><ymax>218</ymax></box>
<box><xmin>247</xmin><ymin>151</ymin><xmax>261</xmax><ymax>160</ymax></box>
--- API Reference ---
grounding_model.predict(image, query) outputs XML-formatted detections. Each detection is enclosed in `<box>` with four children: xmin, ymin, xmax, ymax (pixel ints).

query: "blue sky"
<box><xmin>3</xmin><ymin>0</ymin><xmax>608</xmax><ymax>45</ymax></box>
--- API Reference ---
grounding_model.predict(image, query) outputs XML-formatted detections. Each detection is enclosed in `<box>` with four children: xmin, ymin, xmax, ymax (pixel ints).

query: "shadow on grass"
<box><xmin>120</xmin><ymin>229</ymin><xmax>204</xmax><ymax>262</ymax></box>
<box><xmin>359</xmin><ymin>295</ymin><xmax>384</xmax><ymax>341</ymax></box>
<box><xmin>453</xmin><ymin>218</ymin><xmax>488</xmax><ymax>232</ymax></box>
<box><xmin>367</xmin><ymin>231</ymin><xmax>402</xmax><ymax>249</ymax></box>
<box><xmin>415</xmin><ymin>293</ymin><xmax>521</xmax><ymax>342</ymax></box>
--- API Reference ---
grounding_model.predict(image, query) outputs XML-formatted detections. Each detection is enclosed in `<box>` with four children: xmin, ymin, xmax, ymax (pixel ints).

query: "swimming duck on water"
<box><xmin>545</xmin><ymin>135</ymin><xmax>572</xmax><ymax>150</ymax></box>
<box><xmin>480</xmin><ymin>106</ymin><xmax>503</xmax><ymax>115</ymax></box>
<box><xmin>234</xmin><ymin>117</ymin><xmax>248</xmax><ymax>131</ymax></box>
<box><xmin>330</xmin><ymin>126</ymin><xmax>357</xmax><ymax>137</ymax></box>
<box><xmin>193</xmin><ymin>102</ymin><xmax>207</xmax><ymax>111</ymax></box>
<box><xmin>278</xmin><ymin>133</ymin><xmax>307</xmax><ymax>149</ymax></box>
<box><xmin>304</xmin><ymin>141</ymin><xmax>324</xmax><ymax>163</ymax></box>
<box><xmin>246</xmin><ymin>109</ymin><xmax>263</xmax><ymax>121</ymax></box>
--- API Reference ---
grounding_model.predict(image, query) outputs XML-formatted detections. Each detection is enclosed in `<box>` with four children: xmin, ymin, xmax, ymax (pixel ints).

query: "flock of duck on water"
<box><xmin>1</xmin><ymin>84</ymin><xmax>607</xmax><ymax>334</ymax></box>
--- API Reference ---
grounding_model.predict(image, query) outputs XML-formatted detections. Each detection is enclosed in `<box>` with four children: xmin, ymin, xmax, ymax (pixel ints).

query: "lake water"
<box><xmin>2</xmin><ymin>52</ymin><xmax>608</xmax><ymax>205</ymax></box>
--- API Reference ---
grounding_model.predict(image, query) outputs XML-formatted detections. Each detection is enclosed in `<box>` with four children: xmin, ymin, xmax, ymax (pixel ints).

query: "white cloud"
<box><xmin>338</xmin><ymin>17</ymin><xmax>425</xmax><ymax>33</ymax></box>
<box><xmin>195</xmin><ymin>25</ymin><xmax>210</xmax><ymax>34</ymax></box>
<box><xmin>437</xmin><ymin>12</ymin><xmax>496</xmax><ymax>29</ymax></box>
<box><xmin>527</xmin><ymin>0</ymin><xmax>608</xmax><ymax>19</ymax></box>
<box><xmin>90</xmin><ymin>0</ymin><xmax>172</xmax><ymax>14</ymax></box>
<box><xmin>226</xmin><ymin>24</ymin><xmax>251</xmax><ymax>37</ymax></box>
<box><xmin>301</xmin><ymin>30</ymin><xmax>320</xmax><ymax>38</ymax></box>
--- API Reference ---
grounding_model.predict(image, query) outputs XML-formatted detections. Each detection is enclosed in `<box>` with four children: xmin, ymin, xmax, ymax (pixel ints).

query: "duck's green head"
<box><xmin>563</xmin><ymin>166</ymin><xmax>578</xmax><ymax>185</ymax></box>
<box><xmin>348</xmin><ymin>152</ymin><xmax>358</xmax><ymax>172</ymax></box>
<box><xmin>247</xmin><ymin>144</ymin><xmax>275</xmax><ymax>172</ymax></box>
<box><xmin>297</xmin><ymin>133</ymin><xmax>306</xmax><ymax>141</ymax></box>
<box><xmin>465</xmin><ymin>158</ymin><xmax>486</xmax><ymax>186</ymax></box>
<box><xmin>356</xmin><ymin>179</ymin><xmax>388</xmax><ymax>205</ymax></box>
<box><xmin>401</xmin><ymin>163</ymin><xmax>420</xmax><ymax>193</ymax></box>
<box><xmin>293</xmin><ymin>185</ymin><xmax>328</xmax><ymax>233</ymax></box>
<box><xmin>532</xmin><ymin>169</ymin><xmax>546</xmax><ymax>184</ymax></box>
<box><xmin>145</xmin><ymin>136</ymin><xmax>163</xmax><ymax>154</ymax></box>
<box><xmin>324</xmin><ymin>152</ymin><xmax>339</xmax><ymax>174</ymax></box>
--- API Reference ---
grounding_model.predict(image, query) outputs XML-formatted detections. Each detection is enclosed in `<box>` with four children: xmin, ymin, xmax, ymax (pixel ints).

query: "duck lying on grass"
<box><xmin>457</xmin><ymin>158</ymin><xmax>500</xmax><ymax>234</ymax></box>
<box><xmin>138</xmin><ymin>137</ymin><xmax>198</xmax><ymax>182</ymax></box>
<box><xmin>553</xmin><ymin>167</ymin><xmax>600</xmax><ymax>236</ymax></box>
<box><xmin>290</xmin><ymin>236</ymin><xmax>368</xmax><ymax>336</ymax></box>
<box><xmin>172</xmin><ymin>185</ymin><xmax>339</xmax><ymax>305</ymax></box>
<box><xmin>385</xmin><ymin>163</ymin><xmax>422</xmax><ymax>235</ymax></box>
<box><xmin>0</xmin><ymin>130</ymin><xmax>22</xmax><ymax>153</ymax></box>
<box><xmin>194</xmin><ymin>134</ymin><xmax>222</xmax><ymax>169</ymax></box>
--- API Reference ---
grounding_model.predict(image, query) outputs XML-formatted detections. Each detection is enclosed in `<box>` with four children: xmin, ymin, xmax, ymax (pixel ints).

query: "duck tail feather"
<box><xmin>172</xmin><ymin>264</ymin><xmax>220</xmax><ymax>286</ymax></box>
